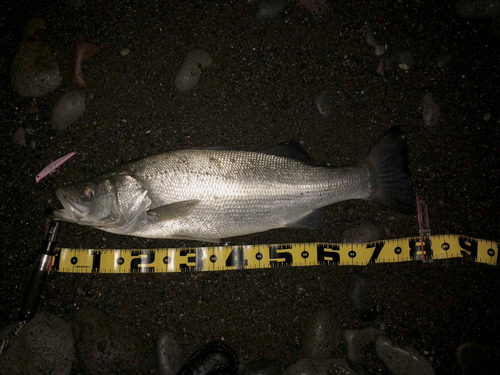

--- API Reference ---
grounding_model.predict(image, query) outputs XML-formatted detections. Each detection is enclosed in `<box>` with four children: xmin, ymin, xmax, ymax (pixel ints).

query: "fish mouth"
<box><xmin>51</xmin><ymin>188</ymin><xmax>89</xmax><ymax>223</ymax></box>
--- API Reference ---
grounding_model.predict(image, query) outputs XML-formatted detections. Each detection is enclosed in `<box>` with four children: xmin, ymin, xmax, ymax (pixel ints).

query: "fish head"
<box><xmin>52</xmin><ymin>174</ymin><xmax>150</xmax><ymax>231</ymax></box>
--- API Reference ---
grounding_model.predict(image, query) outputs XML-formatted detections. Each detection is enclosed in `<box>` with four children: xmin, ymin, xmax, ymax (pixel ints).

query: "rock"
<box><xmin>343</xmin><ymin>328</ymin><xmax>383</xmax><ymax>363</ymax></box>
<box><xmin>422</xmin><ymin>92</ymin><xmax>440</xmax><ymax>127</ymax></box>
<box><xmin>398</xmin><ymin>51</ymin><xmax>415</xmax><ymax>70</ymax></box>
<box><xmin>51</xmin><ymin>90</ymin><xmax>86</xmax><ymax>131</ymax></box>
<box><xmin>300</xmin><ymin>309</ymin><xmax>341</xmax><ymax>359</ymax></box>
<box><xmin>456</xmin><ymin>343</ymin><xmax>500</xmax><ymax>375</ymax></box>
<box><xmin>456</xmin><ymin>0</ymin><xmax>499</xmax><ymax>18</ymax></box>
<box><xmin>435</xmin><ymin>53</ymin><xmax>453</xmax><ymax>69</ymax></box>
<box><xmin>73</xmin><ymin>306</ymin><xmax>151</xmax><ymax>374</ymax></box>
<box><xmin>11</xmin><ymin>21</ymin><xmax>62</xmax><ymax>97</ymax></box>
<box><xmin>347</xmin><ymin>272</ymin><xmax>374</xmax><ymax>313</ymax></box>
<box><xmin>315</xmin><ymin>93</ymin><xmax>333</xmax><ymax>118</ymax></box>
<box><xmin>13</xmin><ymin>126</ymin><xmax>26</xmax><ymax>145</ymax></box>
<box><xmin>121</xmin><ymin>48</ymin><xmax>130</xmax><ymax>56</ymax></box>
<box><xmin>282</xmin><ymin>358</ymin><xmax>358</xmax><ymax>375</ymax></box>
<box><xmin>376</xmin><ymin>336</ymin><xmax>435</xmax><ymax>375</ymax></box>
<box><xmin>0</xmin><ymin>312</ymin><xmax>74</xmax><ymax>375</ymax></box>
<box><xmin>177</xmin><ymin>340</ymin><xmax>238</xmax><ymax>375</ymax></box>
<box><xmin>299</xmin><ymin>0</ymin><xmax>331</xmax><ymax>17</ymax></box>
<box><xmin>157</xmin><ymin>331</ymin><xmax>184</xmax><ymax>375</ymax></box>
<box><xmin>241</xmin><ymin>358</ymin><xmax>285</xmax><ymax>375</ymax></box>
<box><xmin>255</xmin><ymin>0</ymin><xmax>287</xmax><ymax>21</ymax></box>
<box><xmin>342</xmin><ymin>223</ymin><xmax>383</xmax><ymax>243</ymax></box>
<box><xmin>374</xmin><ymin>45</ymin><xmax>385</xmax><ymax>56</ymax></box>
<box><xmin>365</xmin><ymin>31</ymin><xmax>378</xmax><ymax>47</ymax></box>
<box><xmin>174</xmin><ymin>49</ymin><xmax>213</xmax><ymax>93</ymax></box>
<box><xmin>69</xmin><ymin>41</ymin><xmax>100</xmax><ymax>88</ymax></box>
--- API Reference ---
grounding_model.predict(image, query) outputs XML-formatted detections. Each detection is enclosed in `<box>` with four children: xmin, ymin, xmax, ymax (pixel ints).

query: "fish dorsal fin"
<box><xmin>147</xmin><ymin>199</ymin><xmax>200</xmax><ymax>222</ymax></box>
<box><xmin>260</xmin><ymin>142</ymin><xmax>310</xmax><ymax>163</ymax></box>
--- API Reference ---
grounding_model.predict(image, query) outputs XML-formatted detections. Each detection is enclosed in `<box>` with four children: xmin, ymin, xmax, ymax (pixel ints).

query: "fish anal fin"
<box><xmin>172</xmin><ymin>235</ymin><xmax>221</xmax><ymax>243</ymax></box>
<box><xmin>147</xmin><ymin>199</ymin><xmax>200</xmax><ymax>222</ymax></box>
<box><xmin>287</xmin><ymin>209</ymin><xmax>325</xmax><ymax>230</ymax></box>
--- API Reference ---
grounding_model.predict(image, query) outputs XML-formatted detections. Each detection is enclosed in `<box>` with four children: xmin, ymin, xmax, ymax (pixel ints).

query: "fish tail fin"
<box><xmin>366</xmin><ymin>126</ymin><xmax>417</xmax><ymax>214</ymax></box>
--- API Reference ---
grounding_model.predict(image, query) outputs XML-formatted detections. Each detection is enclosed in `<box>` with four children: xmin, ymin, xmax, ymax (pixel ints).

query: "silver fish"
<box><xmin>51</xmin><ymin>127</ymin><xmax>416</xmax><ymax>242</ymax></box>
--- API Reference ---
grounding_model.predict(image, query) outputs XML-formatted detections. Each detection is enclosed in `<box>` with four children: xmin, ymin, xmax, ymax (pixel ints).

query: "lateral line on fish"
<box><xmin>48</xmin><ymin>234</ymin><xmax>499</xmax><ymax>273</ymax></box>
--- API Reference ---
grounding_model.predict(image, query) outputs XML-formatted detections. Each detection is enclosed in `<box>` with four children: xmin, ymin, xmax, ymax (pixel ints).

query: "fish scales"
<box><xmin>125</xmin><ymin>150</ymin><xmax>371</xmax><ymax>239</ymax></box>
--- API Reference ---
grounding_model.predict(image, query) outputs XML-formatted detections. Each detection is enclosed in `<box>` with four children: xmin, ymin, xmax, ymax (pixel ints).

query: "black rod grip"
<box><xmin>19</xmin><ymin>258</ymin><xmax>49</xmax><ymax>321</ymax></box>
<box><xmin>18</xmin><ymin>221</ymin><xmax>60</xmax><ymax>322</ymax></box>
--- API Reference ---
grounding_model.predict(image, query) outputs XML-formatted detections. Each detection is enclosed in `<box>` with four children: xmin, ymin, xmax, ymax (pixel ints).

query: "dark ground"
<box><xmin>1</xmin><ymin>0</ymin><xmax>500</xmax><ymax>374</ymax></box>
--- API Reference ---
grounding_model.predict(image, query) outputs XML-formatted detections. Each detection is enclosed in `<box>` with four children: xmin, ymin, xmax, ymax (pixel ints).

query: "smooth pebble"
<box><xmin>0</xmin><ymin>312</ymin><xmax>74</xmax><ymax>374</ymax></box>
<box><xmin>11</xmin><ymin>37</ymin><xmax>61</xmax><ymax>97</ymax></box>
<box><xmin>174</xmin><ymin>49</ymin><xmax>213</xmax><ymax>93</ymax></box>
<box><xmin>456</xmin><ymin>0</ymin><xmax>498</xmax><ymax>18</ymax></box>
<box><xmin>300</xmin><ymin>309</ymin><xmax>341</xmax><ymax>359</ymax></box>
<box><xmin>398</xmin><ymin>51</ymin><xmax>415</xmax><ymax>70</ymax></box>
<box><xmin>177</xmin><ymin>341</ymin><xmax>238</xmax><ymax>375</ymax></box>
<box><xmin>344</xmin><ymin>327</ymin><xmax>383</xmax><ymax>363</ymax></box>
<box><xmin>435</xmin><ymin>53</ymin><xmax>453</xmax><ymax>69</ymax></box>
<box><xmin>241</xmin><ymin>358</ymin><xmax>285</xmax><ymax>375</ymax></box>
<box><xmin>376</xmin><ymin>336</ymin><xmax>435</xmax><ymax>375</ymax></box>
<box><xmin>456</xmin><ymin>342</ymin><xmax>500</xmax><ymax>375</ymax></box>
<box><xmin>51</xmin><ymin>90</ymin><xmax>86</xmax><ymax>131</ymax></box>
<box><xmin>422</xmin><ymin>92</ymin><xmax>441</xmax><ymax>127</ymax></box>
<box><xmin>282</xmin><ymin>358</ymin><xmax>358</xmax><ymax>375</ymax></box>
<box><xmin>73</xmin><ymin>306</ymin><xmax>150</xmax><ymax>374</ymax></box>
<box><xmin>315</xmin><ymin>93</ymin><xmax>333</xmax><ymax>118</ymax></box>
<box><xmin>156</xmin><ymin>331</ymin><xmax>183</xmax><ymax>375</ymax></box>
<box><xmin>255</xmin><ymin>0</ymin><xmax>287</xmax><ymax>21</ymax></box>
<box><xmin>13</xmin><ymin>126</ymin><xmax>26</xmax><ymax>145</ymax></box>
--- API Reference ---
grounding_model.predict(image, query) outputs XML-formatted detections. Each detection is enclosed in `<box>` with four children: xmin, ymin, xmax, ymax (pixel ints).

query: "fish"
<box><xmin>50</xmin><ymin>127</ymin><xmax>416</xmax><ymax>242</ymax></box>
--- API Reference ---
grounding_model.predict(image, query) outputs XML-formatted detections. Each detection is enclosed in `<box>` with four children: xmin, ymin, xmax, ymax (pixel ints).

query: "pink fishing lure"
<box><xmin>36</xmin><ymin>152</ymin><xmax>76</xmax><ymax>183</ymax></box>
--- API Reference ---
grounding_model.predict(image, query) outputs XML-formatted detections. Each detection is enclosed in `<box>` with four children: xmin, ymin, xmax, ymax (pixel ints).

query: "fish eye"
<box><xmin>79</xmin><ymin>184</ymin><xmax>94</xmax><ymax>200</ymax></box>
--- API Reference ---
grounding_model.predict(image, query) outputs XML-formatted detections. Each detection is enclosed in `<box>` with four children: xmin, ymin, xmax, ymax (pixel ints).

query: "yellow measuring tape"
<box><xmin>51</xmin><ymin>234</ymin><xmax>498</xmax><ymax>273</ymax></box>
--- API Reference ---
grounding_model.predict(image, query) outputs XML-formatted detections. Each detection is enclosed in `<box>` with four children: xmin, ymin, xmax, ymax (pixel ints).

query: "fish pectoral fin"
<box><xmin>286</xmin><ymin>209</ymin><xmax>325</xmax><ymax>230</ymax></box>
<box><xmin>147</xmin><ymin>199</ymin><xmax>200</xmax><ymax>222</ymax></box>
<box><xmin>260</xmin><ymin>142</ymin><xmax>310</xmax><ymax>163</ymax></box>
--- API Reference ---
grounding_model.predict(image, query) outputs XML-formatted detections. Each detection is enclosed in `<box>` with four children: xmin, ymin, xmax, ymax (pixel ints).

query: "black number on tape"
<box><xmin>226</xmin><ymin>247</ymin><xmax>248</xmax><ymax>268</ymax></box>
<box><xmin>367</xmin><ymin>242</ymin><xmax>384</xmax><ymax>264</ymax></box>
<box><xmin>91</xmin><ymin>251</ymin><xmax>101</xmax><ymax>273</ymax></box>
<box><xmin>179</xmin><ymin>249</ymin><xmax>203</xmax><ymax>272</ymax></box>
<box><xmin>269</xmin><ymin>245</ymin><xmax>293</xmax><ymax>267</ymax></box>
<box><xmin>317</xmin><ymin>244</ymin><xmax>340</xmax><ymax>265</ymax></box>
<box><xmin>459</xmin><ymin>237</ymin><xmax>478</xmax><ymax>260</ymax></box>
<box><xmin>131</xmin><ymin>250</ymin><xmax>155</xmax><ymax>273</ymax></box>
